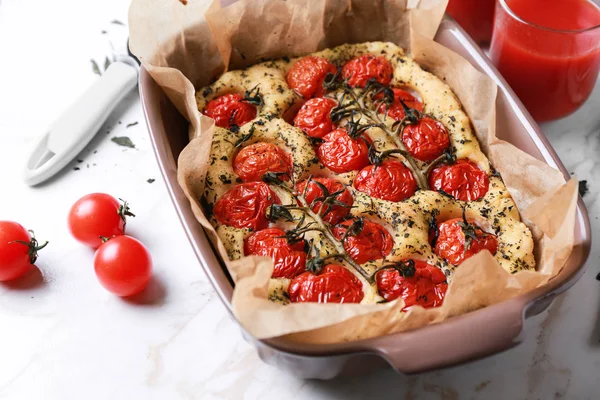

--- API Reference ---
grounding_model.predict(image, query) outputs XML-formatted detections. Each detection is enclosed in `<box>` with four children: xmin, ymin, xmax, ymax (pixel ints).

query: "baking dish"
<box><xmin>139</xmin><ymin>17</ymin><xmax>592</xmax><ymax>378</ymax></box>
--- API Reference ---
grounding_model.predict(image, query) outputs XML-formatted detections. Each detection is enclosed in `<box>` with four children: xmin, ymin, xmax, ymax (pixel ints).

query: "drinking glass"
<box><xmin>490</xmin><ymin>0</ymin><xmax>600</xmax><ymax>122</ymax></box>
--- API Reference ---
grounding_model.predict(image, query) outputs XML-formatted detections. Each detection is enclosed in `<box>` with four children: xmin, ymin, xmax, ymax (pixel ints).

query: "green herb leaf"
<box><xmin>126</xmin><ymin>121</ymin><xmax>138</xmax><ymax>128</ymax></box>
<box><xmin>111</xmin><ymin>136</ymin><xmax>135</xmax><ymax>148</ymax></box>
<box><xmin>104</xmin><ymin>56</ymin><xmax>112</xmax><ymax>72</ymax></box>
<box><xmin>90</xmin><ymin>59</ymin><xmax>101</xmax><ymax>76</ymax></box>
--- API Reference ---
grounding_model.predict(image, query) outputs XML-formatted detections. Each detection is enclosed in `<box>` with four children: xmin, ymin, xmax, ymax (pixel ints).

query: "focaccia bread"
<box><xmin>195</xmin><ymin>42</ymin><xmax>535</xmax><ymax>309</ymax></box>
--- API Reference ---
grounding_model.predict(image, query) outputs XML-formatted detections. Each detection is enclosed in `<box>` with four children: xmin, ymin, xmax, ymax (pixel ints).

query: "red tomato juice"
<box><xmin>446</xmin><ymin>0</ymin><xmax>496</xmax><ymax>44</ymax></box>
<box><xmin>490</xmin><ymin>0</ymin><xmax>600</xmax><ymax>121</ymax></box>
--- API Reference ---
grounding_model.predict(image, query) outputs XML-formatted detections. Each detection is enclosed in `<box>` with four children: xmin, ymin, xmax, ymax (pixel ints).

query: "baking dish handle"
<box><xmin>373</xmin><ymin>301</ymin><xmax>525</xmax><ymax>374</ymax></box>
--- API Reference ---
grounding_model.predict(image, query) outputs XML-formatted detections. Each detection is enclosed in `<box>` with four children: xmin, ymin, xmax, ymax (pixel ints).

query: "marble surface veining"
<box><xmin>0</xmin><ymin>0</ymin><xmax>598</xmax><ymax>399</ymax></box>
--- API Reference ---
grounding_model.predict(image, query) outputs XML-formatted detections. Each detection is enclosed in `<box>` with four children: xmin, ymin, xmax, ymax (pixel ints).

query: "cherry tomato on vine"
<box><xmin>316</xmin><ymin>128</ymin><xmax>370</xmax><ymax>173</ymax></box>
<box><xmin>402</xmin><ymin>117</ymin><xmax>450</xmax><ymax>162</ymax></box>
<box><xmin>0</xmin><ymin>221</ymin><xmax>47</xmax><ymax>281</ymax></box>
<box><xmin>429</xmin><ymin>160</ymin><xmax>490</xmax><ymax>202</ymax></box>
<box><xmin>204</xmin><ymin>94</ymin><xmax>257</xmax><ymax>129</ymax></box>
<box><xmin>375</xmin><ymin>260</ymin><xmax>447</xmax><ymax>310</ymax></box>
<box><xmin>341</xmin><ymin>55</ymin><xmax>393</xmax><ymax>88</ymax></box>
<box><xmin>295</xmin><ymin>178</ymin><xmax>353</xmax><ymax>225</ymax></box>
<box><xmin>377</xmin><ymin>88</ymin><xmax>424</xmax><ymax>121</ymax></box>
<box><xmin>245</xmin><ymin>228</ymin><xmax>307</xmax><ymax>278</ymax></box>
<box><xmin>94</xmin><ymin>235</ymin><xmax>152</xmax><ymax>297</ymax></box>
<box><xmin>293</xmin><ymin>97</ymin><xmax>337</xmax><ymax>138</ymax></box>
<box><xmin>353</xmin><ymin>160</ymin><xmax>417</xmax><ymax>202</ymax></box>
<box><xmin>332</xmin><ymin>219</ymin><xmax>393</xmax><ymax>264</ymax></box>
<box><xmin>213</xmin><ymin>182</ymin><xmax>280</xmax><ymax>230</ymax></box>
<box><xmin>68</xmin><ymin>193</ymin><xmax>134</xmax><ymax>248</ymax></box>
<box><xmin>287</xmin><ymin>56</ymin><xmax>337</xmax><ymax>99</ymax></box>
<box><xmin>434</xmin><ymin>218</ymin><xmax>498</xmax><ymax>266</ymax></box>
<box><xmin>288</xmin><ymin>264</ymin><xmax>364</xmax><ymax>303</ymax></box>
<box><xmin>233</xmin><ymin>142</ymin><xmax>292</xmax><ymax>182</ymax></box>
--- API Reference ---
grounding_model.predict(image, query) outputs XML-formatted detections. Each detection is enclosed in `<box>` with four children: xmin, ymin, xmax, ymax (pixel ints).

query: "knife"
<box><xmin>23</xmin><ymin>46</ymin><xmax>139</xmax><ymax>186</ymax></box>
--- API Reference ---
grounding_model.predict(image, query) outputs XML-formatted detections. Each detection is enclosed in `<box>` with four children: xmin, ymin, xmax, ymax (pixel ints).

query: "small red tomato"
<box><xmin>296</xmin><ymin>178</ymin><xmax>353</xmax><ymax>225</ymax></box>
<box><xmin>213</xmin><ymin>182</ymin><xmax>280</xmax><ymax>230</ymax></box>
<box><xmin>203</xmin><ymin>94</ymin><xmax>257</xmax><ymax>129</ymax></box>
<box><xmin>288</xmin><ymin>264</ymin><xmax>364</xmax><ymax>303</ymax></box>
<box><xmin>377</xmin><ymin>88</ymin><xmax>424</xmax><ymax>121</ymax></box>
<box><xmin>341</xmin><ymin>55</ymin><xmax>393</xmax><ymax>88</ymax></box>
<box><xmin>317</xmin><ymin>129</ymin><xmax>370</xmax><ymax>173</ymax></box>
<box><xmin>245</xmin><ymin>228</ymin><xmax>307</xmax><ymax>278</ymax></box>
<box><xmin>353</xmin><ymin>160</ymin><xmax>417</xmax><ymax>202</ymax></box>
<box><xmin>0</xmin><ymin>221</ymin><xmax>47</xmax><ymax>281</ymax></box>
<box><xmin>94</xmin><ymin>235</ymin><xmax>152</xmax><ymax>297</ymax></box>
<box><xmin>68</xmin><ymin>193</ymin><xmax>134</xmax><ymax>248</ymax></box>
<box><xmin>429</xmin><ymin>160</ymin><xmax>490</xmax><ymax>202</ymax></box>
<box><xmin>375</xmin><ymin>260</ymin><xmax>448</xmax><ymax>310</ymax></box>
<box><xmin>287</xmin><ymin>56</ymin><xmax>337</xmax><ymax>99</ymax></box>
<box><xmin>293</xmin><ymin>98</ymin><xmax>337</xmax><ymax>138</ymax></box>
<box><xmin>332</xmin><ymin>219</ymin><xmax>393</xmax><ymax>264</ymax></box>
<box><xmin>434</xmin><ymin>218</ymin><xmax>499</xmax><ymax>265</ymax></box>
<box><xmin>233</xmin><ymin>142</ymin><xmax>292</xmax><ymax>182</ymax></box>
<box><xmin>402</xmin><ymin>117</ymin><xmax>450</xmax><ymax>162</ymax></box>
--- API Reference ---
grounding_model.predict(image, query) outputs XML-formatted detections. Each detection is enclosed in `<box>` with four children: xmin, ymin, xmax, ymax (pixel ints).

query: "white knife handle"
<box><xmin>24</xmin><ymin>58</ymin><xmax>139</xmax><ymax>186</ymax></box>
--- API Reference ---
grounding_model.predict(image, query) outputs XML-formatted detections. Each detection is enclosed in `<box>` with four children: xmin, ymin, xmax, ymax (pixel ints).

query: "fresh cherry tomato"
<box><xmin>317</xmin><ymin>128</ymin><xmax>370</xmax><ymax>173</ymax></box>
<box><xmin>245</xmin><ymin>228</ymin><xmax>307</xmax><ymax>278</ymax></box>
<box><xmin>353</xmin><ymin>160</ymin><xmax>417</xmax><ymax>202</ymax></box>
<box><xmin>377</xmin><ymin>88</ymin><xmax>424</xmax><ymax>121</ymax></box>
<box><xmin>434</xmin><ymin>218</ymin><xmax>498</xmax><ymax>265</ymax></box>
<box><xmin>288</xmin><ymin>264</ymin><xmax>364</xmax><ymax>303</ymax></box>
<box><xmin>213</xmin><ymin>182</ymin><xmax>280</xmax><ymax>230</ymax></box>
<box><xmin>287</xmin><ymin>56</ymin><xmax>337</xmax><ymax>99</ymax></box>
<box><xmin>233</xmin><ymin>142</ymin><xmax>292</xmax><ymax>182</ymax></box>
<box><xmin>94</xmin><ymin>235</ymin><xmax>152</xmax><ymax>297</ymax></box>
<box><xmin>402</xmin><ymin>117</ymin><xmax>450</xmax><ymax>162</ymax></box>
<box><xmin>203</xmin><ymin>94</ymin><xmax>257</xmax><ymax>129</ymax></box>
<box><xmin>296</xmin><ymin>178</ymin><xmax>353</xmax><ymax>225</ymax></box>
<box><xmin>332</xmin><ymin>219</ymin><xmax>393</xmax><ymax>264</ymax></box>
<box><xmin>341</xmin><ymin>55</ymin><xmax>393</xmax><ymax>88</ymax></box>
<box><xmin>68</xmin><ymin>193</ymin><xmax>134</xmax><ymax>248</ymax></box>
<box><xmin>293</xmin><ymin>97</ymin><xmax>337</xmax><ymax>138</ymax></box>
<box><xmin>429</xmin><ymin>160</ymin><xmax>490</xmax><ymax>202</ymax></box>
<box><xmin>0</xmin><ymin>221</ymin><xmax>47</xmax><ymax>281</ymax></box>
<box><xmin>375</xmin><ymin>260</ymin><xmax>447</xmax><ymax>310</ymax></box>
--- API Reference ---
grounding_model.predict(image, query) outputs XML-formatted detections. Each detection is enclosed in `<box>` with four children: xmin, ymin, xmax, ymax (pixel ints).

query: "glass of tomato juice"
<box><xmin>490</xmin><ymin>0</ymin><xmax>600</xmax><ymax>122</ymax></box>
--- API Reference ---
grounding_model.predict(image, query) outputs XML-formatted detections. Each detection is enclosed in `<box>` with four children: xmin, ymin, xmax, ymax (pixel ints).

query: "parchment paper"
<box><xmin>129</xmin><ymin>0</ymin><xmax>579</xmax><ymax>343</ymax></box>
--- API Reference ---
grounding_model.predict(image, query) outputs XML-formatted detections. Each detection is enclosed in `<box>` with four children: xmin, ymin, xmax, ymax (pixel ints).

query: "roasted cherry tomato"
<box><xmin>429</xmin><ymin>160</ymin><xmax>490</xmax><ymax>202</ymax></box>
<box><xmin>317</xmin><ymin>129</ymin><xmax>370</xmax><ymax>173</ymax></box>
<box><xmin>233</xmin><ymin>142</ymin><xmax>292</xmax><ymax>182</ymax></box>
<box><xmin>245</xmin><ymin>228</ymin><xmax>307</xmax><ymax>279</ymax></box>
<box><xmin>293</xmin><ymin>97</ymin><xmax>337</xmax><ymax>138</ymax></box>
<box><xmin>203</xmin><ymin>94</ymin><xmax>257</xmax><ymax>129</ymax></box>
<box><xmin>402</xmin><ymin>117</ymin><xmax>450</xmax><ymax>162</ymax></box>
<box><xmin>288</xmin><ymin>264</ymin><xmax>364</xmax><ymax>303</ymax></box>
<box><xmin>287</xmin><ymin>56</ymin><xmax>337</xmax><ymax>99</ymax></box>
<box><xmin>94</xmin><ymin>235</ymin><xmax>152</xmax><ymax>297</ymax></box>
<box><xmin>68</xmin><ymin>193</ymin><xmax>134</xmax><ymax>248</ymax></box>
<box><xmin>353</xmin><ymin>160</ymin><xmax>417</xmax><ymax>202</ymax></box>
<box><xmin>333</xmin><ymin>219</ymin><xmax>393</xmax><ymax>264</ymax></box>
<box><xmin>377</xmin><ymin>88</ymin><xmax>424</xmax><ymax>121</ymax></box>
<box><xmin>376</xmin><ymin>260</ymin><xmax>448</xmax><ymax>310</ymax></box>
<box><xmin>213</xmin><ymin>182</ymin><xmax>280</xmax><ymax>230</ymax></box>
<box><xmin>296</xmin><ymin>178</ymin><xmax>353</xmax><ymax>225</ymax></box>
<box><xmin>0</xmin><ymin>221</ymin><xmax>47</xmax><ymax>281</ymax></box>
<box><xmin>341</xmin><ymin>55</ymin><xmax>393</xmax><ymax>88</ymax></box>
<box><xmin>434</xmin><ymin>218</ymin><xmax>499</xmax><ymax>265</ymax></box>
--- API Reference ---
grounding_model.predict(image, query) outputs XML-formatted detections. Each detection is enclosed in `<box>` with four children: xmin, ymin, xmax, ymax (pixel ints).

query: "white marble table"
<box><xmin>0</xmin><ymin>0</ymin><xmax>598</xmax><ymax>398</ymax></box>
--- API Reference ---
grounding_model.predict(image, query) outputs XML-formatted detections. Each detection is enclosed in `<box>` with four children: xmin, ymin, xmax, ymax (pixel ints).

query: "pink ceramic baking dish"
<box><xmin>139</xmin><ymin>17</ymin><xmax>592</xmax><ymax>378</ymax></box>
